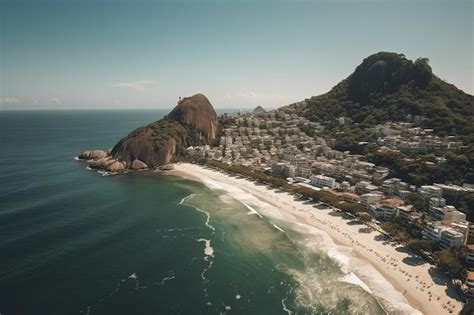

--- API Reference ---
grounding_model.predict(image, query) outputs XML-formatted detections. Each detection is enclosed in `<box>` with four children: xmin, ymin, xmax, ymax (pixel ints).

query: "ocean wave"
<box><xmin>281</xmin><ymin>297</ymin><xmax>294</xmax><ymax>315</ymax></box>
<box><xmin>196</xmin><ymin>239</ymin><xmax>215</xmax><ymax>282</ymax></box>
<box><xmin>271</xmin><ymin>222</ymin><xmax>285</xmax><ymax>232</ymax></box>
<box><xmin>80</xmin><ymin>269</ymin><xmax>176</xmax><ymax>314</ymax></box>
<box><xmin>190</xmin><ymin>171</ymin><xmax>421</xmax><ymax>315</ymax></box>
<box><xmin>179</xmin><ymin>193</ymin><xmax>196</xmax><ymax>205</ymax></box>
<box><xmin>199</xmin><ymin>178</ymin><xmax>292</xmax><ymax>222</ymax></box>
<box><xmin>197</xmin><ymin>238</ymin><xmax>215</xmax><ymax>258</ymax></box>
<box><xmin>291</xmin><ymin>221</ymin><xmax>421</xmax><ymax>314</ymax></box>
<box><xmin>340</xmin><ymin>272</ymin><xmax>372</xmax><ymax>294</ymax></box>
<box><xmin>179</xmin><ymin>194</ymin><xmax>215</xmax><ymax>232</ymax></box>
<box><xmin>160</xmin><ymin>272</ymin><xmax>176</xmax><ymax>286</ymax></box>
<box><xmin>97</xmin><ymin>170</ymin><xmax>118</xmax><ymax>176</ymax></box>
<box><xmin>242</xmin><ymin>202</ymin><xmax>263</xmax><ymax>218</ymax></box>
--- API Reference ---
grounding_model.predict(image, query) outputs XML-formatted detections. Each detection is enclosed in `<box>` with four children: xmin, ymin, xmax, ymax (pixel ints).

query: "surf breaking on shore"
<box><xmin>173</xmin><ymin>162</ymin><xmax>462</xmax><ymax>315</ymax></box>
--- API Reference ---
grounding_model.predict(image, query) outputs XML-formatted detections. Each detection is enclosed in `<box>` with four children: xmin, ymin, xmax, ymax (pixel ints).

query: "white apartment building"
<box><xmin>368</xmin><ymin>204</ymin><xmax>397</xmax><ymax>221</ymax></box>
<box><xmin>360</xmin><ymin>193</ymin><xmax>383</xmax><ymax>209</ymax></box>
<box><xmin>422</xmin><ymin>222</ymin><xmax>464</xmax><ymax>249</ymax></box>
<box><xmin>310</xmin><ymin>175</ymin><xmax>336</xmax><ymax>189</ymax></box>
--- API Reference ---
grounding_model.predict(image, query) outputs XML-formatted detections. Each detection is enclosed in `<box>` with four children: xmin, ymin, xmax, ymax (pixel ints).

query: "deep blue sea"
<box><xmin>0</xmin><ymin>110</ymin><xmax>386</xmax><ymax>315</ymax></box>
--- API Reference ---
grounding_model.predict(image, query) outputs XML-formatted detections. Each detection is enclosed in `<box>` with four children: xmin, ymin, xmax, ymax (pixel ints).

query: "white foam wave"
<box><xmin>179</xmin><ymin>194</ymin><xmax>215</xmax><ymax>232</ymax></box>
<box><xmin>160</xmin><ymin>274</ymin><xmax>175</xmax><ymax>286</ymax></box>
<box><xmin>243</xmin><ymin>202</ymin><xmax>263</xmax><ymax>218</ymax></box>
<box><xmin>190</xmin><ymin>169</ymin><xmax>421</xmax><ymax>315</ymax></box>
<box><xmin>202</xmin><ymin>178</ymin><xmax>225</xmax><ymax>190</ymax></box>
<box><xmin>181</xmin><ymin>167</ymin><xmax>421</xmax><ymax>315</ymax></box>
<box><xmin>197</xmin><ymin>238</ymin><xmax>215</xmax><ymax>281</ymax></box>
<box><xmin>291</xmin><ymin>221</ymin><xmax>421</xmax><ymax>314</ymax></box>
<box><xmin>199</xmin><ymin>178</ymin><xmax>292</xmax><ymax>222</ymax></box>
<box><xmin>73</xmin><ymin>156</ymin><xmax>80</xmax><ymax>161</ymax></box>
<box><xmin>198</xmin><ymin>238</ymin><xmax>215</xmax><ymax>258</ymax></box>
<box><xmin>98</xmin><ymin>170</ymin><xmax>118</xmax><ymax>176</ymax></box>
<box><xmin>281</xmin><ymin>297</ymin><xmax>293</xmax><ymax>315</ymax></box>
<box><xmin>195</xmin><ymin>207</ymin><xmax>215</xmax><ymax>232</ymax></box>
<box><xmin>179</xmin><ymin>193</ymin><xmax>196</xmax><ymax>205</ymax></box>
<box><xmin>340</xmin><ymin>272</ymin><xmax>372</xmax><ymax>294</ymax></box>
<box><xmin>271</xmin><ymin>222</ymin><xmax>285</xmax><ymax>232</ymax></box>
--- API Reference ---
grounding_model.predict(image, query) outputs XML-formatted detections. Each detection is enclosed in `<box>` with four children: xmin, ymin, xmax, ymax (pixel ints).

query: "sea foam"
<box><xmin>198</xmin><ymin>238</ymin><xmax>215</xmax><ymax>258</ymax></box>
<box><xmin>190</xmin><ymin>168</ymin><xmax>422</xmax><ymax>315</ymax></box>
<box><xmin>179</xmin><ymin>194</ymin><xmax>216</xmax><ymax>232</ymax></box>
<box><xmin>243</xmin><ymin>202</ymin><xmax>263</xmax><ymax>218</ymax></box>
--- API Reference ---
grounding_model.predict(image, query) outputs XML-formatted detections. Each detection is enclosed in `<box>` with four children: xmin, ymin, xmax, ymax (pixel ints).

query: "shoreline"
<box><xmin>173</xmin><ymin>162</ymin><xmax>462</xmax><ymax>315</ymax></box>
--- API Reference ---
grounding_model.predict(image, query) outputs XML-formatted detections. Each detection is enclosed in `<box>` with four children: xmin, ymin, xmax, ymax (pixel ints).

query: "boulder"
<box><xmin>89</xmin><ymin>156</ymin><xmax>115</xmax><ymax>169</ymax></box>
<box><xmin>131</xmin><ymin>159</ymin><xmax>148</xmax><ymax>170</ymax></box>
<box><xmin>106</xmin><ymin>161</ymin><xmax>126</xmax><ymax>172</ymax></box>
<box><xmin>160</xmin><ymin>164</ymin><xmax>175</xmax><ymax>171</ymax></box>
<box><xmin>79</xmin><ymin>149</ymin><xmax>108</xmax><ymax>160</ymax></box>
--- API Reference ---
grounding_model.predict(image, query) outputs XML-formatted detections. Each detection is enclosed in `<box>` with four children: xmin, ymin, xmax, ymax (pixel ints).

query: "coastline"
<box><xmin>173</xmin><ymin>162</ymin><xmax>462</xmax><ymax>315</ymax></box>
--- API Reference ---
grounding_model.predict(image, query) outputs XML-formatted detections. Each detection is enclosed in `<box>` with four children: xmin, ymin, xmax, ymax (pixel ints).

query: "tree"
<box><xmin>357</xmin><ymin>212</ymin><xmax>372</xmax><ymax>223</ymax></box>
<box><xmin>460</xmin><ymin>299</ymin><xmax>474</xmax><ymax>315</ymax></box>
<box><xmin>381</xmin><ymin>222</ymin><xmax>401</xmax><ymax>235</ymax></box>
<box><xmin>406</xmin><ymin>239</ymin><xmax>434</xmax><ymax>252</ymax></box>
<box><xmin>405</xmin><ymin>193</ymin><xmax>425</xmax><ymax>211</ymax></box>
<box><xmin>434</xmin><ymin>249</ymin><xmax>465</xmax><ymax>278</ymax></box>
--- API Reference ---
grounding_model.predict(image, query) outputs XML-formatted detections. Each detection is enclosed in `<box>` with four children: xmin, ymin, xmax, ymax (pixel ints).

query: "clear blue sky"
<box><xmin>0</xmin><ymin>0</ymin><xmax>472</xmax><ymax>109</ymax></box>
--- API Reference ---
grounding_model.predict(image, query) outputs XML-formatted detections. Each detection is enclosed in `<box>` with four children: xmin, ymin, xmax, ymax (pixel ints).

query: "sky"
<box><xmin>0</xmin><ymin>0</ymin><xmax>472</xmax><ymax>110</ymax></box>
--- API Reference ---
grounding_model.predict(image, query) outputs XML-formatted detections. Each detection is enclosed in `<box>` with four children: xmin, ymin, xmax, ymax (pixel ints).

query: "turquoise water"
<box><xmin>0</xmin><ymin>110</ymin><xmax>385</xmax><ymax>315</ymax></box>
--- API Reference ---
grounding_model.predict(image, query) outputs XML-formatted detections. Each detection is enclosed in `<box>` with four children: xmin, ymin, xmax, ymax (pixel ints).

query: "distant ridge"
<box><xmin>253</xmin><ymin>105</ymin><xmax>267</xmax><ymax>114</ymax></box>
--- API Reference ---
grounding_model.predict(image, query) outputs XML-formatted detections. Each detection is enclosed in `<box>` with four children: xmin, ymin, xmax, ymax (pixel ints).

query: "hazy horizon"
<box><xmin>1</xmin><ymin>0</ymin><xmax>472</xmax><ymax>110</ymax></box>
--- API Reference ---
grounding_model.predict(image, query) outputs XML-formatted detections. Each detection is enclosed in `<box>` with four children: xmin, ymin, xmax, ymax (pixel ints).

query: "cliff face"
<box><xmin>110</xmin><ymin>122</ymin><xmax>182</xmax><ymax>168</ymax></box>
<box><xmin>79</xmin><ymin>93</ymin><xmax>218</xmax><ymax>171</ymax></box>
<box><xmin>169</xmin><ymin>93</ymin><xmax>218</xmax><ymax>144</ymax></box>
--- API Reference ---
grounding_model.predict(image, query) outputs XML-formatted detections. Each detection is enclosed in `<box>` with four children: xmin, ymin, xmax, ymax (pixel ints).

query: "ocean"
<box><xmin>0</xmin><ymin>110</ymin><xmax>387</xmax><ymax>315</ymax></box>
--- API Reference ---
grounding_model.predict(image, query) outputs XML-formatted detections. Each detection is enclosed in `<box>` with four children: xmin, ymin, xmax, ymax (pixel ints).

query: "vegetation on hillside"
<box><xmin>299</xmin><ymin>52</ymin><xmax>474</xmax><ymax>184</ymax></box>
<box><xmin>148</xmin><ymin>117</ymin><xmax>190</xmax><ymax>155</ymax></box>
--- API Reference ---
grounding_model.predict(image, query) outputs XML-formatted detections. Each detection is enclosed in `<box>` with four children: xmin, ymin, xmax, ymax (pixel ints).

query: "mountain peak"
<box><xmin>301</xmin><ymin>51</ymin><xmax>472</xmax><ymax>137</ymax></box>
<box><xmin>169</xmin><ymin>93</ymin><xmax>218</xmax><ymax>144</ymax></box>
<box><xmin>348</xmin><ymin>52</ymin><xmax>433</xmax><ymax>103</ymax></box>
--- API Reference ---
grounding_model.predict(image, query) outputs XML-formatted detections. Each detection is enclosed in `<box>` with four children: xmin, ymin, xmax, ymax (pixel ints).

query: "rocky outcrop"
<box><xmin>106</xmin><ymin>161</ymin><xmax>127</xmax><ymax>172</ymax></box>
<box><xmin>131</xmin><ymin>159</ymin><xmax>148</xmax><ymax>170</ymax></box>
<box><xmin>78</xmin><ymin>150</ymin><xmax>108</xmax><ymax>160</ymax></box>
<box><xmin>168</xmin><ymin>94</ymin><xmax>218</xmax><ymax>144</ymax></box>
<box><xmin>109</xmin><ymin>121</ymin><xmax>182</xmax><ymax>168</ymax></box>
<box><xmin>156</xmin><ymin>138</ymin><xmax>176</xmax><ymax>165</ymax></box>
<box><xmin>77</xmin><ymin>93</ymin><xmax>218</xmax><ymax>173</ymax></box>
<box><xmin>159</xmin><ymin>164</ymin><xmax>175</xmax><ymax>171</ymax></box>
<box><xmin>89</xmin><ymin>156</ymin><xmax>115</xmax><ymax>169</ymax></box>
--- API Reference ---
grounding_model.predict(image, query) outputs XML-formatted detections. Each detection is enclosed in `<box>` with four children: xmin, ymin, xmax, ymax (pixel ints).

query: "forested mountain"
<box><xmin>287</xmin><ymin>52</ymin><xmax>474</xmax><ymax>185</ymax></box>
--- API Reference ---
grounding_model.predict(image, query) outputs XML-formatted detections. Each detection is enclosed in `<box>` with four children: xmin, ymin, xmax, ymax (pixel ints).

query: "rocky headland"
<box><xmin>77</xmin><ymin>93</ymin><xmax>218</xmax><ymax>172</ymax></box>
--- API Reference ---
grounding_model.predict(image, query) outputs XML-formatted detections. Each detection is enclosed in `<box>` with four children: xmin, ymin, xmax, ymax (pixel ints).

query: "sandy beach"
<box><xmin>174</xmin><ymin>162</ymin><xmax>462</xmax><ymax>315</ymax></box>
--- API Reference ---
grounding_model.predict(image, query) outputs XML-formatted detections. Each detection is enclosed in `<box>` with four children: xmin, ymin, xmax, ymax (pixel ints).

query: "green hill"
<box><xmin>293</xmin><ymin>52</ymin><xmax>474</xmax><ymax>184</ymax></box>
